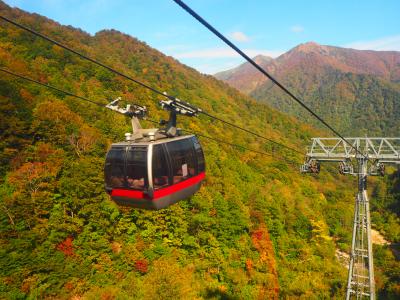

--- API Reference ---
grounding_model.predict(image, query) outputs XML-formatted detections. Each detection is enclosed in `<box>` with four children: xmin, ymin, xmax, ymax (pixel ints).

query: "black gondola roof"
<box><xmin>110</xmin><ymin>134</ymin><xmax>196</xmax><ymax>146</ymax></box>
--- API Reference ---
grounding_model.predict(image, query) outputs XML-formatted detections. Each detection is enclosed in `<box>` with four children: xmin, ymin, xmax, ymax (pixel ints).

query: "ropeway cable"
<box><xmin>0</xmin><ymin>14</ymin><xmax>302</xmax><ymax>156</ymax></box>
<box><xmin>172</xmin><ymin>0</ymin><xmax>366</xmax><ymax>158</ymax></box>
<box><xmin>0</xmin><ymin>67</ymin><xmax>300</xmax><ymax>166</ymax></box>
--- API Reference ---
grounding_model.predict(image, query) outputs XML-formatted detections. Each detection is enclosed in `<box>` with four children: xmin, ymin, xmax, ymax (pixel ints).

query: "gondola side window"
<box><xmin>105</xmin><ymin>148</ymin><xmax>125</xmax><ymax>188</ymax></box>
<box><xmin>167</xmin><ymin>139</ymin><xmax>196</xmax><ymax>184</ymax></box>
<box><xmin>152</xmin><ymin>144</ymin><xmax>170</xmax><ymax>189</ymax></box>
<box><xmin>192</xmin><ymin>136</ymin><xmax>205</xmax><ymax>173</ymax></box>
<box><xmin>126</xmin><ymin>147</ymin><xmax>148</xmax><ymax>190</ymax></box>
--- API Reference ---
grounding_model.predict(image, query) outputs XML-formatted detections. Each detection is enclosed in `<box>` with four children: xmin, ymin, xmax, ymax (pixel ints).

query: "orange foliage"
<box><xmin>32</xmin><ymin>100</ymin><xmax>83</xmax><ymax>142</ymax></box>
<box><xmin>21</xmin><ymin>281</ymin><xmax>31</xmax><ymax>294</ymax></box>
<box><xmin>245</xmin><ymin>258</ymin><xmax>253</xmax><ymax>273</ymax></box>
<box><xmin>64</xmin><ymin>281</ymin><xmax>74</xmax><ymax>291</ymax></box>
<box><xmin>111</xmin><ymin>241</ymin><xmax>122</xmax><ymax>254</ymax></box>
<box><xmin>9</xmin><ymin>162</ymin><xmax>49</xmax><ymax>193</ymax></box>
<box><xmin>135</xmin><ymin>236</ymin><xmax>146</xmax><ymax>251</ymax></box>
<box><xmin>251</xmin><ymin>226</ymin><xmax>279</xmax><ymax>300</ymax></box>
<box><xmin>219</xmin><ymin>285</ymin><xmax>227</xmax><ymax>293</ymax></box>
<box><xmin>19</xmin><ymin>88</ymin><xmax>34</xmax><ymax>103</ymax></box>
<box><xmin>101</xmin><ymin>291</ymin><xmax>117</xmax><ymax>300</ymax></box>
<box><xmin>68</xmin><ymin>124</ymin><xmax>101</xmax><ymax>157</ymax></box>
<box><xmin>32</xmin><ymin>100</ymin><xmax>102</xmax><ymax>155</ymax></box>
<box><xmin>8</xmin><ymin>143</ymin><xmax>63</xmax><ymax>194</ymax></box>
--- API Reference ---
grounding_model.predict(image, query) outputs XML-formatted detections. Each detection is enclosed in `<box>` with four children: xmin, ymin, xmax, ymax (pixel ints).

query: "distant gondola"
<box><xmin>104</xmin><ymin>97</ymin><xmax>205</xmax><ymax>210</ymax></box>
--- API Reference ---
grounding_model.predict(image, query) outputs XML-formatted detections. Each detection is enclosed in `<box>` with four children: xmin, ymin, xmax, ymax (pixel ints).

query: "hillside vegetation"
<box><xmin>1</xmin><ymin>2</ymin><xmax>399</xmax><ymax>299</ymax></box>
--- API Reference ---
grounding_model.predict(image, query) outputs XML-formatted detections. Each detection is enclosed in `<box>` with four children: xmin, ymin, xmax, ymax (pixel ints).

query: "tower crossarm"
<box><xmin>306</xmin><ymin>137</ymin><xmax>400</xmax><ymax>163</ymax></box>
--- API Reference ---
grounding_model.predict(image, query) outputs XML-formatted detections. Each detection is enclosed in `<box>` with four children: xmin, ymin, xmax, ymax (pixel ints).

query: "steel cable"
<box><xmin>0</xmin><ymin>67</ymin><xmax>300</xmax><ymax>166</ymax></box>
<box><xmin>173</xmin><ymin>0</ymin><xmax>365</xmax><ymax>158</ymax></box>
<box><xmin>0</xmin><ymin>14</ymin><xmax>302</xmax><ymax>156</ymax></box>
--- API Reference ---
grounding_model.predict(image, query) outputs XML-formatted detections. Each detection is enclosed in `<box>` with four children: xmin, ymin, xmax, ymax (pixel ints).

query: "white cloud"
<box><xmin>229</xmin><ymin>31</ymin><xmax>250</xmax><ymax>42</ymax></box>
<box><xmin>290</xmin><ymin>25</ymin><xmax>304</xmax><ymax>33</ymax></box>
<box><xmin>173</xmin><ymin>47</ymin><xmax>283</xmax><ymax>59</ymax></box>
<box><xmin>344</xmin><ymin>35</ymin><xmax>400</xmax><ymax>51</ymax></box>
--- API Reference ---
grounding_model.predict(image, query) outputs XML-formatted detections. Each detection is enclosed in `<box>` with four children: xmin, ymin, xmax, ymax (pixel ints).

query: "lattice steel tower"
<box><xmin>301</xmin><ymin>138</ymin><xmax>400</xmax><ymax>300</ymax></box>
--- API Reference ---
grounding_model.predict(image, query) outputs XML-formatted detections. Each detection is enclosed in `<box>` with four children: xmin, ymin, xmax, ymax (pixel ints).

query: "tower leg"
<box><xmin>364</xmin><ymin>190</ymin><xmax>375</xmax><ymax>298</ymax></box>
<box><xmin>346</xmin><ymin>159</ymin><xmax>375</xmax><ymax>299</ymax></box>
<box><xmin>346</xmin><ymin>193</ymin><xmax>359</xmax><ymax>300</ymax></box>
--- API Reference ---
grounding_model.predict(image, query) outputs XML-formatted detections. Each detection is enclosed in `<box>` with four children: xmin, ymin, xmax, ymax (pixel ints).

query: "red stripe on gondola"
<box><xmin>111</xmin><ymin>189</ymin><xmax>144</xmax><ymax>198</ymax></box>
<box><xmin>153</xmin><ymin>171</ymin><xmax>205</xmax><ymax>199</ymax></box>
<box><xmin>110</xmin><ymin>172</ymin><xmax>205</xmax><ymax>200</ymax></box>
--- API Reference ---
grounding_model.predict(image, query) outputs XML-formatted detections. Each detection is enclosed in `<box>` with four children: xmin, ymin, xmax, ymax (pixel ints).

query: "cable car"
<box><xmin>104</xmin><ymin>97</ymin><xmax>205</xmax><ymax>210</ymax></box>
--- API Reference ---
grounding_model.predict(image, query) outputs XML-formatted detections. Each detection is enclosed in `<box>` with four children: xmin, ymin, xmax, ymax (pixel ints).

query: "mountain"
<box><xmin>215</xmin><ymin>55</ymin><xmax>273</xmax><ymax>94</ymax></box>
<box><xmin>0</xmin><ymin>2</ymin><xmax>399</xmax><ymax>299</ymax></box>
<box><xmin>214</xmin><ymin>42</ymin><xmax>400</xmax><ymax>135</ymax></box>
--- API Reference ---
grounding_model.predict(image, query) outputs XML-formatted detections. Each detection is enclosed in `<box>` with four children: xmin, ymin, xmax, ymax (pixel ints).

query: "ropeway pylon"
<box><xmin>300</xmin><ymin>138</ymin><xmax>400</xmax><ymax>299</ymax></box>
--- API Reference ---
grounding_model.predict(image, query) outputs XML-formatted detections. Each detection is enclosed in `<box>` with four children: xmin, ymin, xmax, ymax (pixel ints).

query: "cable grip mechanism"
<box><xmin>159</xmin><ymin>92</ymin><xmax>201</xmax><ymax>137</ymax></box>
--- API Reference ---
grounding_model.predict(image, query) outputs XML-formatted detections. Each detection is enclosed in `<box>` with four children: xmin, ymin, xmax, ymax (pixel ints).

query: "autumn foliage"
<box><xmin>134</xmin><ymin>259</ymin><xmax>148</xmax><ymax>274</ymax></box>
<box><xmin>0</xmin><ymin>1</ymin><xmax>399</xmax><ymax>299</ymax></box>
<box><xmin>251</xmin><ymin>226</ymin><xmax>279</xmax><ymax>300</ymax></box>
<box><xmin>56</xmin><ymin>237</ymin><xmax>75</xmax><ymax>257</ymax></box>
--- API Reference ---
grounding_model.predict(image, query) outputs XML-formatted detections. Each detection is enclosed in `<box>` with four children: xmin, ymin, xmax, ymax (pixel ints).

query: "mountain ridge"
<box><xmin>214</xmin><ymin>54</ymin><xmax>274</xmax><ymax>94</ymax></box>
<box><xmin>214</xmin><ymin>42</ymin><xmax>400</xmax><ymax>135</ymax></box>
<box><xmin>215</xmin><ymin>42</ymin><xmax>400</xmax><ymax>88</ymax></box>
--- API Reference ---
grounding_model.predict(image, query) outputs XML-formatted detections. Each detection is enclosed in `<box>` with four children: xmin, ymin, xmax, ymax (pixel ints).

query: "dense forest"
<box><xmin>252</xmin><ymin>71</ymin><xmax>400</xmax><ymax>136</ymax></box>
<box><xmin>0</xmin><ymin>2</ymin><xmax>399</xmax><ymax>299</ymax></box>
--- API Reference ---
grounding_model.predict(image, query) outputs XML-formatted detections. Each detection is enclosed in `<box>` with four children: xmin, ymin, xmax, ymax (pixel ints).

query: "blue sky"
<box><xmin>4</xmin><ymin>0</ymin><xmax>400</xmax><ymax>74</ymax></box>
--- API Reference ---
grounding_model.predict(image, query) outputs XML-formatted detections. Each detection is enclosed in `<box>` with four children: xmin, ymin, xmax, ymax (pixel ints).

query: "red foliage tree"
<box><xmin>134</xmin><ymin>259</ymin><xmax>148</xmax><ymax>274</ymax></box>
<box><xmin>56</xmin><ymin>236</ymin><xmax>74</xmax><ymax>257</ymax></box>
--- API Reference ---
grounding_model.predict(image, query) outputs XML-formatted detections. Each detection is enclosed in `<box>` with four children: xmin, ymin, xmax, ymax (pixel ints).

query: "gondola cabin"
<box><xmin>105</xmin><ymin>135</ymin><xmax>205</xmax><ymax>210</ymax></box>
<box><xmin>104</xmin><ymin>97</ymin><xmax>206</xmax><ymax>210</ymax></box>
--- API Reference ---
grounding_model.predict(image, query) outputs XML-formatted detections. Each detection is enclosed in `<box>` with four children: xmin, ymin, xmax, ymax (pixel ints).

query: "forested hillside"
<box><xmin>215</xmin><ymin>42</ymin><xmax>400</xmax><ymax>136</ymax></box>
<box><xmin>0</xmin><ymin>2</ymin><xmax>399</xmax><ymax>299</ymax></box>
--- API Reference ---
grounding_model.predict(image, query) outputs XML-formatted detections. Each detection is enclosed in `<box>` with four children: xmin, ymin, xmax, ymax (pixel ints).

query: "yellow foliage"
<box><xmin>310</xmin><ymin>219</ymin><xmax>332</xmax><ymax>242</ymax></box>
<box><xmin>142</xmin><ymin>257</ymin><xmax>200</xmax><ymax>300</ymax></box>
